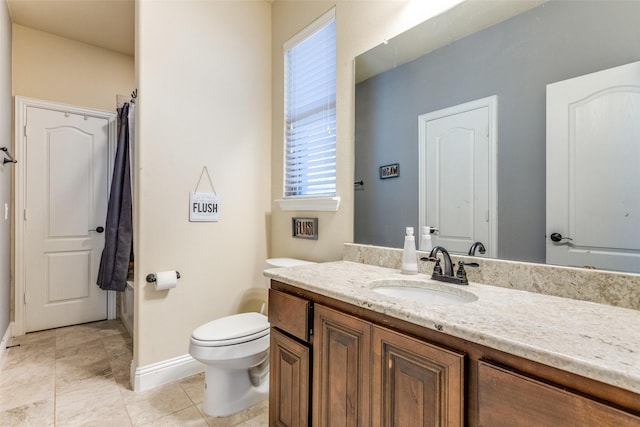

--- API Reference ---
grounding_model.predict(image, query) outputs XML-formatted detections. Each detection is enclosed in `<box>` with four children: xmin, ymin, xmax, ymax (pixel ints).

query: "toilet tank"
<box><xmin>260</xmin><ymin>258</ymin><xmax>315</xmax><ymax>314</ymax></box>
<box><xmin>265</xmin><ymin>258</ymin><xmax>316</xmax><ymax>269</ymax></box>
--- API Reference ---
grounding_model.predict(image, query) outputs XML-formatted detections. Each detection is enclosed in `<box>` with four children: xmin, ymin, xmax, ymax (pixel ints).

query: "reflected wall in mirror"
<box><xmin>354</xmin><ymin>0</ymin><xmax>640</xmax><ymax>271</ymax></box>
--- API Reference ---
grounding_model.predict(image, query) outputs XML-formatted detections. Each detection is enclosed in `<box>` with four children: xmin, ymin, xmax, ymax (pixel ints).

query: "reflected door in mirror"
<box><xmin>419</xmin><ymin>97</ymin><xmax>497</xmax><ymax>256</ymax></box>
<box><xmin>546</xmin><ymin>61</ymin><xmax>640</xmax><ymax>273</ymax></box>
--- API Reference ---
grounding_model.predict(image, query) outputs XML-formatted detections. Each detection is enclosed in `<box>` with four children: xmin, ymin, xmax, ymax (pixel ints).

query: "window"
<box><xmin>280</xmin><ymin>8</ymin><xmax>338</xmax><ymax>211</ymax></box>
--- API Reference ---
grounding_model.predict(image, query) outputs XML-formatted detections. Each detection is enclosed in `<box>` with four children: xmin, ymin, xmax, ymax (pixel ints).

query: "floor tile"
<box><xmin>179</xmin><ymin>372</ymin><xmax>205</xmax><ymax>404</ymax></box>
<box><xmin>3</xmin><ymin>336</ymin><xmax>56</xmax><ymax>371</ymax></box>
<box><xmin>55</xmin><ymin>366</ymin><xmax>116</xmax><ymax>397</ymax></box>
<box><xmin>55</xmin><ymin>336</ymin><xmax>107</xmax><ymax>360</ymax></box>
<box><xmin>122</xmin><ymin>381</ymin><xmax>194</xmax><ymax>426</ymax></box>
<box><xmin>138</xmin><ymin>405</ymin><xmax>207</xmax><ymax>427</ymax></box>
<box><xmin>55</xmin><ymin>399</ymin><xmax>132</xmax><ymax>427</ymax></box>
<box><xmin>0</xmin><ymin>398</ymin><xmax>54</xmax><ymax>427</ymax></box>
<box><xmin>198</xmin><ymin>399</ymin><xmax>268</xmax><ymax>427</ymax></box>
<box><xmin>0</xmin><ymin>373</ymin><xmax>55</xmax><ymax>412</ymax></box>
<box><xmin>102</xmin><ymin>333</ymin><xmax>133</xmax><ymax>359</ymax></box>
<box><xmin>0</xmin><ymin>357</ymin><xmax>55</xmax><ymax>389</ymax></box>
<box><xmin>55</xmin><ymin>377</ymin><xmax>124</xmax><ymax>422</ymax></box>
<box><xmin>8</xmin><ymin>329</ymin><xmax>57</xmax><ymax>347</ymax></box>
<box><xmin>55</xmin><ymin>320</ymin><xmax>126</xmax><ymax>350</ymax></box>
<box><xmin>0</xmin><ymin>319</ymin><xmax>269</xmax><ymax>427</ymax></box>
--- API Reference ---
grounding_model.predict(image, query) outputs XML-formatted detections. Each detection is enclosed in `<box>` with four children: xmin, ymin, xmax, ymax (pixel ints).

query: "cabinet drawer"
<box><xmin>268</xmin><ymin>288</ymin><xmax>312</xmax><ymax>342</ymax></box>
<box><xmin>478</xmin><ymin>360</ymin><xmax>640</xmax><ymax>426</ymax></box>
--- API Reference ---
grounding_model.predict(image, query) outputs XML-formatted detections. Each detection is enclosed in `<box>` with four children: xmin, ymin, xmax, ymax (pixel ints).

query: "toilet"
<box><xmin>189</xmin><ymin>257</ymin><xmax>314</xmax><ymax>417</ymax></box>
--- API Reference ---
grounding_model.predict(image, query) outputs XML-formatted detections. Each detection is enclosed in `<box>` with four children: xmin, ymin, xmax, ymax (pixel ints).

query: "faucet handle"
<box><xmin>432</xmin><ymin>259</ymin><xmax>443</xmax><ymax>276</ymax></box>
<box><xmin>420</xmin><ymin>256</ymin><xmax>442</xmax><ymax>275</ymax></box>
<box><xmin>456</xmin><ymin>261</ymin><xmax>479</xmax><ymax>282</ymax></box>
<box><xmin>458</xmin><ymin>261</ymin><xmax>479</xmax><ymax>268</ymax></box>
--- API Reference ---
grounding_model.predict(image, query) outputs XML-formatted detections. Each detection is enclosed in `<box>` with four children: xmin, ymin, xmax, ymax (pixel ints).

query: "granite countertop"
<box><xmin>265</xmin><ymin>260</ymin><xmax>640</xmax><ymax>395</ymax></box>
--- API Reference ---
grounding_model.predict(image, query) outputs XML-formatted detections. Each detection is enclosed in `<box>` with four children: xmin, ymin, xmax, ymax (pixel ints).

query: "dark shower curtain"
<box><xmin>97</xmin><ymin>103</ymin><xmax>132</xmax><ymax>291</ymax></box>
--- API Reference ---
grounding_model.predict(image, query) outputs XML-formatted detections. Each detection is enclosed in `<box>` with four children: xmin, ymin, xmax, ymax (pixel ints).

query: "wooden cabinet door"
<box><xmin>372</xmin><ymin>326</ymin><xmax>464</xmax><ymax>427</ymax></box>
<box><xmin>270</xmin><ymin>328</ymin><xmax>310</xmax><ymax>427</ymax></box>
<box><xmin>313</xmin><ymin>304</ymin><xmax>372</xmax><ymax>427</ymax></box>
<box><xmin>478</xmin><ymin>361</ymin><xmax>640</xmax><ymax>426</ymax></box>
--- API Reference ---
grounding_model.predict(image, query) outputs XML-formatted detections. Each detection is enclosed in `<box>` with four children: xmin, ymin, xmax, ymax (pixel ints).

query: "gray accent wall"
<box><xmin>354</xmin><ymin>0</ymin><xmax>640</xmax><ymax>263</ymax></box>
<box><xmin>1</xmin><ymin>1</ymin><xmax>11</xmax><ymax>339</ymax></box>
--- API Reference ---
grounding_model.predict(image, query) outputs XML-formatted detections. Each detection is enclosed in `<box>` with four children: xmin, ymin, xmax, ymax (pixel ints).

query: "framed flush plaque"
<box><xmin>292</xmin><ymin>217</ymin><xmax>318</xmax><ymax>240</ymax></box>
<box><xmin>379</xmin><ymin>163</ymin><xmax>399</xmax><ymax>179</ymax></box>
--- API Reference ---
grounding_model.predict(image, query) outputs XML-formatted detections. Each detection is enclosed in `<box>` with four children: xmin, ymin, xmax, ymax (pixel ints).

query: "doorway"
<box><xmin>14</xmin><ymin>97</ymin><xmax>117</xmax><ymax>334</ymax></box>
<box><xmin>418</xmin><ymin>96</ymin><xmax>497</xmax><ymax>257</ymax></box>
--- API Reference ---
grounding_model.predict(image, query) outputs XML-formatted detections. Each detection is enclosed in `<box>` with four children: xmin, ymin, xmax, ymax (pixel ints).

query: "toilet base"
<box><xmin>202</xmin><ymin>365</ymin><xmax>269</xmax><ymax>417</ymax></box>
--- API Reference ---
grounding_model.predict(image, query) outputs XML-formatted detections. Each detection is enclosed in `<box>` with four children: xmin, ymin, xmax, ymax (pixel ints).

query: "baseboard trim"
<box><xmin>131</xmin><ymin>354</ymin><xmax>203</xmax><ymax>392</ymax></box>
<box><xmin>0</xmin><ymin>322</ymin><xmax>13</xmax><ymax>370</ymax></box>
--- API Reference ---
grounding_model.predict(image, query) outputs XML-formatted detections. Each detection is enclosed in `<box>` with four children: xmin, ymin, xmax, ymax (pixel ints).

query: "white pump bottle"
<box><xmin>420</xmin><ymin>226</ymin><xmax>433</xmax><ymax>252</ymax></box>
<box><xmin>401</xmin><ymin>227</ymin><xmax>418</xmax><ymax>275</ymax></box>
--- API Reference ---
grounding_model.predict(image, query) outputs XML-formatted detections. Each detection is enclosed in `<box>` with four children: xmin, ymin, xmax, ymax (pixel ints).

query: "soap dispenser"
<box><xmin>401</xmin><ymin>227</ymin><xmax>418</xmax><ymax>275</ymax></box>
<box><xmin>420</xmin><ymin>226</ymin><xmax>433</xmax><ymax>252</ymax></box>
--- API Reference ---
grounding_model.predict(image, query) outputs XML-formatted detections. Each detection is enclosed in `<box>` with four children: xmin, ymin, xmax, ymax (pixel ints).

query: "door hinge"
<box><xmin>24</xmin><ymin>125</ymin><xmax>28</xmax><ymax>137</ymax></box>
<box><xmin>23</xmin><ymin>291</ymin><xmax>26</xmax><ymax>305</ymax></box>
<box><xmin>486</xmin><ymin>210</ymin><xmax>489</xmax><ymax>222</ymax></box>
<box><xmin>23</xmin><ymin>208</ymin><xmax>27</xmax><ymax>221</ymax></box>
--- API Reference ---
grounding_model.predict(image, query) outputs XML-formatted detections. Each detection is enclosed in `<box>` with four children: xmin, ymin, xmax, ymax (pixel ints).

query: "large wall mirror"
<box><xmin>354</xmin><ymin>0</ymin><xmax>640</xmax><ymax>272</ymax></box>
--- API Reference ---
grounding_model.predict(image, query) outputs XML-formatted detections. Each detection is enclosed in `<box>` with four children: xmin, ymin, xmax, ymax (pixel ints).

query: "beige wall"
<box><xmin>0</xmin><ymin>0</ymin><xmax>11</xmax><ymax>339</ymax></box>
<box><xmin>12</xmin><ymin>24</ymin><xmax>134</xmax><ymax>111</ymax></box>
<box><xmin>135</xmin><ymin>0</ymin><xmax>271</xmax><ymax>367</ymax></box>
<box><xmin>270</xmin><ymin>0</ymin><xmax>465</xmax><ymax>262</ymax></box>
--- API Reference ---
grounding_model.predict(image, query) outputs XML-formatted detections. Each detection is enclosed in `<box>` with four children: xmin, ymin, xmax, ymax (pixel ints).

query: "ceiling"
<box><xmin>7</xmin><ymin>0</ymin><xmax>135</xmax><ymax>56</ymax></box>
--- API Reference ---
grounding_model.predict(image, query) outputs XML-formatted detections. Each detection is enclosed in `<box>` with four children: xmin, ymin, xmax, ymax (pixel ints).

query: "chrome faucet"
<box><xmin>468</xmin><ymin>241</ymin><xmax>486</xmax><ymax>256</ymax></box>
<box><xmin>420</xmin><ymin>245</ymin><xmax>478</xmax><ymax>285</ymax></box>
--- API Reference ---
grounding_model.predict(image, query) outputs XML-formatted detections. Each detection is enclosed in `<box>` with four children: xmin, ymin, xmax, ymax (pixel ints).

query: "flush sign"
<box><xmin>380</xmin><ymin>163</ymin><xmax>399</xmax><ymax>179</ymax></box>
<box><xmin>189</xmin><ymin>191</ymin><xmax>219</xmax><ymax>222</ymax></box>
<box><xmin>292</xmin><ymin>217</ymin><xmax>318</xmax><ymax>240</ymax></box>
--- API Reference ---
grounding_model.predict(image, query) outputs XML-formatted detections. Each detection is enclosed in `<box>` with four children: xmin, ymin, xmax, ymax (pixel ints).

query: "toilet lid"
<box><xmin>192</xmin><ymin>312</ymin><xmax>269</xmax><ymax>343</ymax></box>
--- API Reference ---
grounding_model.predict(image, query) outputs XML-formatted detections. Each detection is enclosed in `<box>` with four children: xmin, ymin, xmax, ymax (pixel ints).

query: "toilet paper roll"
<box><xmin>154</xmin><ymin>270</ymin><xmax>178</xmax><ymax>291</ymax></box>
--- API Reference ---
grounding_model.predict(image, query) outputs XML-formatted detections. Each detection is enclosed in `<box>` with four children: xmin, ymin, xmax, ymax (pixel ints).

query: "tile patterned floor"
<box><xmin>0</xmin><ymin>320</ymin><xmax>268</xmax><ymax>426</ymax></box>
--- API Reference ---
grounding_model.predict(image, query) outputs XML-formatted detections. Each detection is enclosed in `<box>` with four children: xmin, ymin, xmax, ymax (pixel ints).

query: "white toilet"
<box><xmin>189</xmin><ymin>257</ymin><xmax>314</xmax><ymax>417</ymax></box>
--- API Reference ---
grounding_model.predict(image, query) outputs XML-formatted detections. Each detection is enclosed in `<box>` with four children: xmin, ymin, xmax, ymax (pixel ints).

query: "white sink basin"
<box><xmin>369</xmin><ymin>279</ymin><xmax>477</xmax><ymax>306</ymax></box>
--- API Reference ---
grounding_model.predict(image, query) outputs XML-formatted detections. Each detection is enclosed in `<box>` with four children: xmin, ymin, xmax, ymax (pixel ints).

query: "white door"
<box><xmin>418</xmin><ymin>97</ymin><xmax>497</xmax><ymax>257</ymax></box>
<box><xmin>546</xmin><ymin>61</ymin><xmax>640</xmax><ymax>273</ymax></box>
<box><xmin>24</xmin><ymin>105</ymin><xmax>112</xmax><ymax>332</ymax></box>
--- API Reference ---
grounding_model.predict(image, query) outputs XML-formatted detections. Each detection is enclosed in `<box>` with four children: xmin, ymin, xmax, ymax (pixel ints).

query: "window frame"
<box><xmin>277</xmin><ymin>7</ymin><xmax>340</xmax><ymax>212</ymax></box>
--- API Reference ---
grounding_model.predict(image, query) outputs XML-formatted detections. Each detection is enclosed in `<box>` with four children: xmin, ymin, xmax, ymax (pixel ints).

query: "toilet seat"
<box><xmin>191</xmin><ymin>312</ymin><xmax>270</xmax><ymax>347</ymax></box>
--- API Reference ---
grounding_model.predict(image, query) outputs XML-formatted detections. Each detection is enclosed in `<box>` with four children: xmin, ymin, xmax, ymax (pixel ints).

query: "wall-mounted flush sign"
<box><xmin>379</xmin><ymin>163</ymin><xmax>399</xmax><ymax>179</ymax></box>
<box><xmin>292</xmin><ymin>217</ymin><xmax>318</xmax><ymax>240</ymax></box>
<box><xmin>190</xmin><ymin>166</ymin><xmax>219</xmax><ymax>222</ymax></box>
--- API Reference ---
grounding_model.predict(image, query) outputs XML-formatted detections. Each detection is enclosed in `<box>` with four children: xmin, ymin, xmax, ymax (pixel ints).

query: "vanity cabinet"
<box><xmin>313</xmin><ymin>304</ymin><xmax>464</xmax><ymax>426</ymax></box>
<box><xmin>371</xmin><ymin>325</ymin><xmax>464</xmax><ymax>427</ymax></box>
<box><xmin>270</xmin><ymin>329</ymin><xmax>310</xmax><ymax>427</ymax></box>
<box><xmin>268</xmin><ymin>289</ymin><xmax>313</xmax><ymax>427</ymax></box>
<box><xmin>478</xmin><ymin>361</ymin><xmax>640</xmax><ymax>426</ymax></box>
<box><xmin>271</xmin><ymin>294</ymin><xmax>465</xmax><ymax>427</ymax></box>
<box><xmin>269</xmin><ymin>281</ymin><xmax>640</xmax><ymax>426</ymax></box>
<box><xmin>313</xmin><ymin>305</ymin><xmax>372</xmax><ymax>426</ymax></box>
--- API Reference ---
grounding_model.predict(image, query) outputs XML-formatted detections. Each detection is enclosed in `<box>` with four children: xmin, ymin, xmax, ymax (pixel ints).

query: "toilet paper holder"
<box><xmin>146</xmin><ymin>271</ymin><xmax>181</xmax><ymax>283</ymax></box>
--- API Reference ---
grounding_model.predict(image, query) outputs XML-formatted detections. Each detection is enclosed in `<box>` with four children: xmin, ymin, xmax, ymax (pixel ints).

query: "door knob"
<box><xmin>90</xmin><ymin>226</ymin><xmax>105</xmax><ymax>233</ymax></box>
<box><xmin>550</xmin><ymin>232</ymin><xmax>572</xmax><ymax>242</ymax></box>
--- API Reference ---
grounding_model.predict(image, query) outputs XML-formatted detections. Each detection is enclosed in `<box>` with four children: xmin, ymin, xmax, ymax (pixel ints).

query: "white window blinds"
<box><xmin>284</xmin><ymin>9</ymin><xmax>336</xmax><ymax>197</ymax></box>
